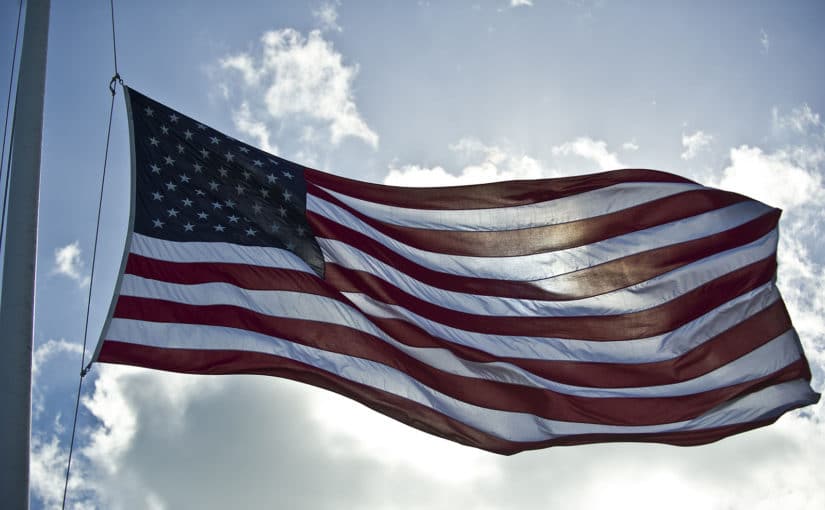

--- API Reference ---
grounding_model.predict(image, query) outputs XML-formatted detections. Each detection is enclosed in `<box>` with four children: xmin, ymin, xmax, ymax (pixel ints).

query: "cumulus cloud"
<box><xmin>717</xmin><ymin>145</ymin><xmax>821</xmax><ymax>209</ymax></box>
<box><xmin>219</xmin><ymin>28</ymin><xmax>378</xmax><ymax>149</ymax></box>
<box><xmin>551</xmin><ymin>136</ymin><xmax>624</xmax><ymax>170</ymax></box>
<box><xmin>313</xmin><ymin>1</ymin><xmax>342</xmax><ymax>32</ymax></box>
<box><xmin>510</xmin><ymin>0</ymin><xmax>534</xmax><ymax>6</ymax></box>
<box><xmin>681</xmin><ymin>130</ymin><xmax>713</xmax><ymax>160</ymax></box>
<box><xmin>53</xmin><ymin>241</ymin><xmax>91</xmax><ymax>287</ymax></box>
<box><xmin>385</xmin><ymin>137</ymin><xmax>546</xmax><ymax>186</ymax></box>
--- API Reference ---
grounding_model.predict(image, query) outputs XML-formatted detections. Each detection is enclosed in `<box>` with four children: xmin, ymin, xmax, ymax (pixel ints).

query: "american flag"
<box><xmin>95</xmin><ymin>87</ymin><xmax>819</xmax><ymax>454</ymax></box>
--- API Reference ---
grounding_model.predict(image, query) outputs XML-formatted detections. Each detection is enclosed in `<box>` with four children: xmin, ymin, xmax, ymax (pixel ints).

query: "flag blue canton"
<box><xmin>129</xmin><ymin>88</ymin><xmax>324</xmax><ymax>276</ymax></box>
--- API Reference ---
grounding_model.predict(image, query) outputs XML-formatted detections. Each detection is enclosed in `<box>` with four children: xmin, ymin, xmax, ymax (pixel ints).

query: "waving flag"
<box><xmin>95</xmin><ymin>87</ymin><xmax>819</xmax><ymax>454</ymax></box>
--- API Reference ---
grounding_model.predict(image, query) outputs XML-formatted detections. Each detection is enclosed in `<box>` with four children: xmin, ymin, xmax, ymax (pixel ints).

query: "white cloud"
<box><xmin>773</xmin><ymin>104</ymin><xmax>823</xmax><ymax>136</ymax></box>
<box><xmin>385</xmin><ymin>138</ymin><xmax>546</xmax><ymax>186</ymax></box>
<box><xmin>622</xmin><ymin>140</ymin><xmax>639</xmax><ymax>151</ymax></box>
<box><xmin>313</xmin><ymin>1</ymin><xmax>342</xmax><ymax>33</ymax></box>
<box><xmin>220</xmin><ymin>28</ymin><xmax>378</xmax><ymax>149</ymax></box>
<box><xmin>231</xmin><ymin>101</ymin><xmax>277</xmax><ymax>154</ymax></box>
<box><xmin>717</xmin><ymin>145</ymin><xmax>821</xmax><ymax>209</ymax></box>
<box><xmin>551</xmin><ymin>136</ymin><xmax>624</xmax><ymax>170</ymax></box>
<box><xmin>53</xmin><ymin>241</ymin><xmax>91</xmax><ymax>287</ymax></box>
<box><xmin>510</xmin><ymin>0</ymin><xmax>534</xmax><ymax>6</ymax></box>
<box><xmin>761</xmin><ymin>28</ymin><xmax>770</xmax><ymax>53</ymax></box>
<box><xmin>681</xmin><ymin>130</ymin><xmax>713</xmax><ymax>160</ymax></box>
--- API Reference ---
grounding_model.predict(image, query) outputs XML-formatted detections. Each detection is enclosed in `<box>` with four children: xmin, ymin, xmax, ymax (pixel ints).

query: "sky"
<box><xmin>0</xmin><ymin>0</ymin><xmax>823</xmax><ymax>508</ymax></box>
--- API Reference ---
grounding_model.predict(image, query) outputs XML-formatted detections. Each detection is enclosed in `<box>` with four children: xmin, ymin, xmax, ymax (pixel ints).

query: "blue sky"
<box><xmin>1</xmin><ymin>1</ymin><xmax>823</xmax><ymax>508</ymax></box>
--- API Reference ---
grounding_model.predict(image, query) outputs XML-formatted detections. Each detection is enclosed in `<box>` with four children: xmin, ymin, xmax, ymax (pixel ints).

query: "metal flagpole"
<box><xmin>0</xmin><ymin>0</ymin><xmax>51</xmax><ymax>507</ymax></box>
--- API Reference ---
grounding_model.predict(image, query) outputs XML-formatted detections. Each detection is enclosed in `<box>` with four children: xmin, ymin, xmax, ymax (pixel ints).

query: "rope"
<box><xmin>0</xmin><ymin>0</ymin><xmax>24</xmax><ymax>250</ymax></box>
<box><xmin>61</xmin><ymin>1</ymin><xmax>122</xmax><ymax>507</ymax></box>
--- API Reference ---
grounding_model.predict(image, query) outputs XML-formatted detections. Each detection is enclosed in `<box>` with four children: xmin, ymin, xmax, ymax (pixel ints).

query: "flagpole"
<box><xmin>0</xmin><ymin>0</ymin><xmax>51</xmax><ymax>507</ymax></box>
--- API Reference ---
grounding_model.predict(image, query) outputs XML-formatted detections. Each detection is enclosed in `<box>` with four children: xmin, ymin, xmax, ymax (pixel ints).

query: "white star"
<box><xmin>199</xmin><ymin>148</ymin><xmax>209</xmax><ymax>159</ymax></box>
<box><xmin>270</xmin><ymin>222</ymin><xmax>280</xmax><ymax>232</ymax></box>
<box><xmin>224</xmin><ymin>199</ymin><xmax>236</xmax><ymax>208</ymax></box>
<box><xmin>193</xmin><ymin>162</ymin><xmax>203</xmax><ymax>173</ymax></box>
<box><xmin>252</xmin><ymin>203</ymin><xmax>263</xmax><ymax>214</ymax></box>
<box><xmin>152</xmin><ymin>191</ymin><xmax>163</xmax><ymax>201</ymax></box>
<box><xmin>169</xmin><ymin>113</ymin><xmax>179</xmax><ymax>123</ymax></box>
<box><xmin>228</xmin><ymin>214</ymin><xmax>239</xmax><ymax>223</ymax></box>
<box><xmin>208</xmin><ymin>181</ymin><xmax>219</xmax><ymax>191</ymax></box>
<box><xmin>235</xmin><ymin>184</ymin><xmax>245</xmax><ymax>195</ymax></box>
<box><xmin>182</xmin><ymin>198</ymin><xmax>193</xmax><ymax>207</ymax></box>
<box><xmin>197</xmin><ymin>123</ymin><xmax>206</xmax><ymax>130</ymax></box>
<box><xmin>296</xmin><ymin>226</ymin><xmax>306</xmax><ymax>237</ymax></box>
<box><xmin>167</xmin><ymin>208</ymin><xmax>179</xmax><ymax>217</ymax></box>
<box><xmin>150</xmin><ymin>164</ymin><xmax>161</xmax><ymax>174</ymax></box>
<box><xmin>164</xmin><ymin>155</ymin><xmax>175</xmax><ymax>166</ymax></box>
<box><xmin>282</xmin><ymin>189</ymin><xmax>292</xmax><ymax>202</ymax></box>
<box><xmin>183</xmin><ymin>222</ymin><xmax>194</xmax><ymax>232</ymax></box>
<box><xmin>224</xmin><ymin>151</ymin><xmax>235</xmax><ymax>162</ymax></box>
<box><xmin>266</xmin><ymin>173</ymin><xmax>277</xmax><ymax>184</ymax></box>
<box><xmin>197</xmin><ymin>211</ymin><xmax>208</xmax><ymax>220</ymax></box>
<box><xmin>165</xmin><ymin>182</ymin><xmax>177</xmax><ymax>191</ymax></box>
<box><xmin>160</xmin><ymin>125</ymin><xmax>169</xmax><ymax>135</ymax></box>
<box><xmin>239</xmin><ymin>146</ymin><xmax>249</xmax><ymax>153</ymax></box>
<box><xmin>149</xmin><ymin>137</ymin><xmax>159</xmax><ymax>146</ymax></box>
<box><xmin>194</xmin><ymin>189</ymin><xmax>206</xmax><ymax>197</ymax></box>
<box><xmin>183</xmin><ymin>129</ymin><xmax>193</xmax><ymax>140</ymax></box>
<box><xmin>217</xmin><ymin>167</ymin><xmax>228</xmax><ymax>178</ymax></box>
<box><xmin>152</xmin><ymin>218</ymin><xmax>164</xmax><ymax>228</ymax></box>
<box><xmin>213</xmin><ymin>224</ymin><xmax>226</xmax><ymax>232</ymax></box>
<box><xmin>268</xmin><ymin>158</ymin><xmax>279</xmax><ymax>165</ymax></box>
<box><xmin>210</xmin><ymin>136</ymin><xmax>220</xmax><ymax>145</ymax></box>
<box><xmin>242</xmin><ymin>170</ymin><xmax>252</xmax><ymax>180</ymax></box>
<box><xmin>212</xmin><ymin>201</ymin><xmax>223</xmax><ymax>209</ymax></box>
<box><xmin>179</xmin><ymin>174</ymin><xmax>191</xmax><ymax>183</ymax></box>
<box><xmin>278</xmin><ymin>206</ymin><xmax>287</xmax><ymax>217</ymax></box>
<box><xmin>144</xmin><ymin>106</ymin><xmax>154</xmax><ymax>117</ymax></box>
<box><xmin>176</xmin><ymin>144</ymin><xmax>185</xmax><ymax>154</ymax></box>
<box><xmin>286</xmin><ymin>241</ymin><xmax>296</xmax><ymax>250</ymax></box>
<box><xmin>252</xmin><ymin>159</ymin><xmax>263</xmax><ymax>167</ymax></box>
<box><xmin>283</xmin><ymin>171</ymin><xmax>293</xmax><ymax>179</ymax></box>
<box><xmin>260</xmin><ymin>188</ymin><xmax>269</xmax><ymax>198</ymax></box>
<box><xmin>245</xmin><ymin>227</ymin><xmax>257</xmax><ymax>237</ymax></box>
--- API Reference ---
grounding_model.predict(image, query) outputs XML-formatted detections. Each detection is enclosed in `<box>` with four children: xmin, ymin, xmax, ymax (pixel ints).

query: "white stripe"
<box><xmin>312</xmin><ymin>181</ymin><xmax>705</xmax><ymax>231</ymax></box>
<box><xmin>311</xmin><ymin>196</ymin><xmax>772</xmax><ymax>280</ymax></box>
<box><xmin>342</xmin><ymin>282</ymin><xmax>782</xmax><ymax>363</ymax></box>
<box><xmin>116</xmin><ymin>275</ymin><xmax>796</xmax><ymax>398</ymax></box>
<box><xmin>320</xmin><ymin>229</ymin><xmax>778</xmax><ymax>317</ymax></box>
<box><xmin>130</xmin><ymin>233</ymin><xmax>313</xmax><ymax>273</ymax></box>
<box><xmin>105</xmin><ymin>319</ymin><xmax>818</xmax><ymax>442</ymax></box>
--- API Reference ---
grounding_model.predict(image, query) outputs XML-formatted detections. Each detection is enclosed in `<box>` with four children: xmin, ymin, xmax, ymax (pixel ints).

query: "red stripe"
<box><xmin>323</xmin><ymin>256</ymin><xmax>778</xmax><ymax>339</ymax></box>
<box><xmin>311</xmin><ymin>209</ymin><xmax>780</xmax><ymax>301</ymax></box>
<box><xmin>123</xmin><ymin>254</ymin><xmax>793</xmax><ymax>387</ymax></box>
<box><xmin>97</xmin><ymin>342</ymin><xmax>811</xmax><ymax>454</ymax></box>
<box><xmin>304</xmin><ymin>167</ymin><xmax>696</xmax><ymax>210</ymax></box>
<box><xmin>109</xmin><ymin>295</ymin><xmax>806</xmax><ymax>426</ymax></box>
<box><xmin>308</xmin><ymin>183</ymin><xmax>752</xmax><ymax>257</ymax></box>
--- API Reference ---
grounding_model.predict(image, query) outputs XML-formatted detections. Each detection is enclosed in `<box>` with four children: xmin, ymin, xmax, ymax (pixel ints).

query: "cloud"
<box><xmin>219</xmin><ymin>28</ymin><xmax>378</xmax><ymax>149</ymax></box>
<box><xmin>622</xmin><ymin>140</ymin><xmax>639</xmax><ymax>151</ymax></box>
<box><xmin>53</xmin><ymin>241</ymin><xmax>91</xmax><ymax>287</ymax></box>
<box><xmin>551</xmin><ymin>136</ymin><xmax>624</xmax><ymax>170</ymax></box>
<box><xmin>313</xmin><ymin>1</ymin><xmax>342</xmax><ymax>33</ymax></box>
<box><xmin>761</xmin><ymin>28</ymin><xmax>770</xmax><ymax>53</ymax></box>
<box><xmin>230</xmin><ymin>101</ymin><xmax>277</xmax><ymax>154</ymax></box>
<box><xmin>385</xmin><ymin>137</ymin><xmax>546</xmax><ymax>186</ymax></box>
<box><xmin>717</xmin><ymin>145</ymin><xmax>821</xmax><ymax>209</ymax></box>
<box><xmin>773</xmin><ymin>104</ymin><xmax>823</xmax><ymax>136</ymax></box>
<box><xmin>510</xmin><ymin>0</ymin><xmax>534</xmax><ymax>6</ymax></box>
<box><xmin>680</xmin><ymin>130</ymin><xmax>713</xmax><ymax>160</ymax></box>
